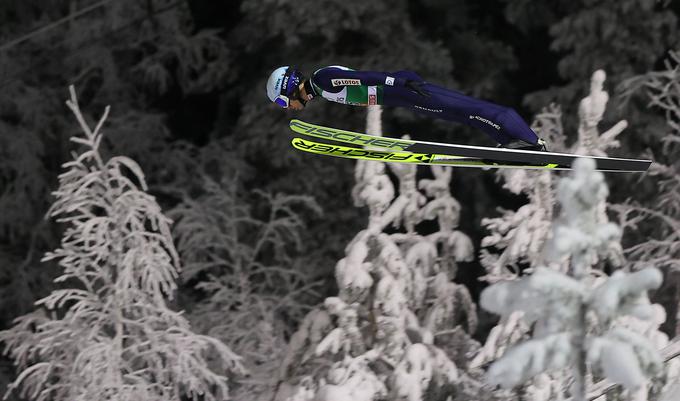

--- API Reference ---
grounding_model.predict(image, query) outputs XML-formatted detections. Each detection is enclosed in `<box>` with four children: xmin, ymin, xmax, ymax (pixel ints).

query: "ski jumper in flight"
<box><xmin>266</xmin><ymin>65</ymin><xmax>546</xmax><ymax>151</ymax></box>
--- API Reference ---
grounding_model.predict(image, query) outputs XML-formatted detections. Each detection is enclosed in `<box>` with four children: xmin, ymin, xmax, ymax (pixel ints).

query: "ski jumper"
<box><xmin>308</xmin><ymin>66</ymin><xmax>539</xmax><ymax>146</ymax></box>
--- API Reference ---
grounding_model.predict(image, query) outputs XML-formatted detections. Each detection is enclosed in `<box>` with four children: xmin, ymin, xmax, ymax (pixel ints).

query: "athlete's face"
<box><xmin>288</xmin><ymin>99</ymin><xmax>306</xmax><ymax>110</ymax></box>
<box><xmin>287</xmin><ymin>82</ymin><xmax>310</xmax><ymax>111</ymax></box>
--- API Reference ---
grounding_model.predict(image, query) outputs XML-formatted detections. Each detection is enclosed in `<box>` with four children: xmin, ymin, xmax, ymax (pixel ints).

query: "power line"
<box><xmin>0</xmin><ymin>0</ymin><xmax>114</xmax><ymax>53</ymax></box>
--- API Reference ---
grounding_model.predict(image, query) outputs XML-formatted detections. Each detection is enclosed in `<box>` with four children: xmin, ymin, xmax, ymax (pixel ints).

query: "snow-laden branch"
<box><xmin>487</xmin><ymin>332</ymin><xmax>574</xmax><ymax>389</ymax></box>
<box><xmin>574</xmin><ymin>70</ymin><xmax>625</xmax><ymax>156</ymax></box>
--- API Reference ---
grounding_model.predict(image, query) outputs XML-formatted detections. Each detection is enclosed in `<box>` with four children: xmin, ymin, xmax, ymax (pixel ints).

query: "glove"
<box><xmin>404</xmin><ymin>80</ymin><xmax>431</xmax><ymax>97</ymax></box>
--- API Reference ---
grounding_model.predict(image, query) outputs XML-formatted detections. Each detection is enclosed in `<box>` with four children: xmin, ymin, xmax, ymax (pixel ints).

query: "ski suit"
<box><xmin>308</xmin><ymin>66</ymin><xmax>539</xmax><ymax>146</ymax></box>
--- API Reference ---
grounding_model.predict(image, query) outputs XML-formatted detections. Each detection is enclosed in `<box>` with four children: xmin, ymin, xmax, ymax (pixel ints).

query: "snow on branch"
<box><xmin>480</xmin><ymin>267</ymin><xmax>585</xmax><ymax>332</ymax></box>
<box><xmin>480</xmin><ymin>106</ymin><xmax>562</xmax><ymax>281</ymax></box>
<box><xmin>545</xmin><ymin>158</ymin><xmax>622</xmax><ymax>276</ymax></box>
<box><xmin>620</xmin><ymin>50</ymin><xmax>680</xmax><ymax>151</ymax></box>
<box><xmin>487</xmin><ymin>332</ymin><xmax>574</xmax><ymax>389</ymax></box>
<box><xmin>589</xmin><ymin>269</ymin><xmax>663</xmax><ymax>323</ymax></box>
<box><xmin>574</xmin><ymin>70</ymin><xmax>625</xmax><ymax>156</ymax></box>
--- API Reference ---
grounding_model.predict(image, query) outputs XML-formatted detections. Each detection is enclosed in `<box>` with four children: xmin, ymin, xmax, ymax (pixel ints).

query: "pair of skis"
<box><xmin>288</xmin><ymin>119</ymin><xmax>651</xmax><ymax>172</ymax></box>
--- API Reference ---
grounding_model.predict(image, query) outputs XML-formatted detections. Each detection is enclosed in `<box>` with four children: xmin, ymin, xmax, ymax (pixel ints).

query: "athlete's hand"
<box><xmin>405</xmin><ymin>80</ymin><xmax>431</xmax><ymax>97</ymax></box>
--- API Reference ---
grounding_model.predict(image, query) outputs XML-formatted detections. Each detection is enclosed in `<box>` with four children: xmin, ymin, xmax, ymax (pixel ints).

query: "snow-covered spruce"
<box><xmin>612</xmin><ymin>49</ymin><xmax>680</xmax><ymax>399</ymax></box>
<box><xmin>617</xmin><ymin>50</ymin><xmax>680</xmax><ymax>333</ymax></box>
<box><xmin>481</xmin><ymin>158</ymin><xmax>664</xmax><ymax>401</ymax></box>
<box><xmin>0</xmin><ymin>87</ymin><xmax>245</xmax><ymax>401</ymax></box>
<box><xmin>168</xmin><ymin>172</ymin><xmax>321</xmax><ymax>400</ymax></box>
<box><xmin>480</xmin><ymin>69</ymin><xmax>625</xmax><ymax>284</ymax></box>
<box><xmin>274</xmin><ymin>106</ymin><xmax>484</xmax><ymax>401</ymax></box>
<box><xmin>474</xmin><ymin>71</ymin><xmax>630</xmax><ymax>393</ymax></box>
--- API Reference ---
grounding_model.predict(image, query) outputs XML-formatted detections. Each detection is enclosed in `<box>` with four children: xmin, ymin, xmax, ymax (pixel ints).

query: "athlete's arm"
<box><xmin>312</xmin><ymin>67</ymin><xmax>407</xmax><ymax>91</ymax></box>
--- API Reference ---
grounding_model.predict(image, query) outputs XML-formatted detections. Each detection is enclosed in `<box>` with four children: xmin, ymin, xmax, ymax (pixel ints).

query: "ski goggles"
<box><xmin>274</xmin><ymin>92</ymin><xmax>308</xmax><ymax>108</ymax></box>
<box><xmin>274</xmin><ymin>94</ymin><xmax>292</xmax><ymax>108</ymax></box>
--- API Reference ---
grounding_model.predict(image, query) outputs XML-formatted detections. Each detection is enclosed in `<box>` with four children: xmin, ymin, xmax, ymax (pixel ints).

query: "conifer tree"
<box><xmin>481</xmin><ymin>158</ymin><xmax>664</xmax><ymax>401</ymax></box>
<box><xmin>618</xmin><ymin>51</ymin><xmax>680</xmax><ymax>335</ymax></box>
<box><xmin>476</xmin><ymin>71</ymin><xmax>628</xmax><ymax>371</ymax></box>
<box><xmin>168</xmin><ymin>171</ymin><xmax>322</xmax><ymax>400</ymax></box>
<box><xmin>475</xmin><ymin>71</ymin><xmax>656</xmax><ymax>401</ymax></box>
<box><xmin>0</xmin><ymin>87</ymin><xmax>245</xmax><ymax>401</ymax></box>
<box><xmin>610</xmin><ymin>50</ymin><xmax>680</xmax><ymax>399</ymax></box>
<box><xmin>274</xmin><ymin>107</ymin><xmax>484</xmax><ymax>401</ymax></box>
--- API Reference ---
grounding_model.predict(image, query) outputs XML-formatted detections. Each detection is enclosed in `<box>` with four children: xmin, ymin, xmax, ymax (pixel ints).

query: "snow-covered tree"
<box><xmin>273</xmin><ymin>106</ymin><xmax>484</xmax><ymax>401</ymax></box>
<box><xmin>478</xmin><ymin>104</ymin><xmax>564</xmax><ymax>282</ymax></box>
<box><xmin>605</xmin><ymin>49</ymin><xmax>680</xmax><ymax>400</ymax></box>
<box><xmin>481</xmin><ymin>158</ymin><xmax>664</xmax><ymax>401</ymax></box>
<box><xmin>0</xmin><ymin>87</ymin><xmax>245</xmax><ymax>401</ymax></box>
<box><xmin>476</xmin><ymin>71</ymin><xmax>629</xmax><ymax>374</ymax></box>
<box><xmin>617</xmin><ymin>50</ymin><xmax>680</xmax><ymax>335</ymax></box>
<box><xmin>168</xmin><ymin>171</ymin><xmax>322</xmax><ymax>400</ymax></box>
<box><xmin>480</xmin><ymin>70</ymin><xmax>626</xmax><ymax>282</ymax></box>
<box><xmin>574</xmin><ymin>70</ymin><xmax>627</xmax><ymax>157</ymax></box>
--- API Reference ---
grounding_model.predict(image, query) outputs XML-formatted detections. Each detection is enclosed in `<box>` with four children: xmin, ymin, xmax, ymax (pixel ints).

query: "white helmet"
<box><xmin>266</xmin><ymin>66</ymin><xmax>304</xmax><ymax>108</ymax></box>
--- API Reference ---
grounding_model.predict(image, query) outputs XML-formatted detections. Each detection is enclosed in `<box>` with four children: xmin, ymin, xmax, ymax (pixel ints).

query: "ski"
<box><xmin>292</xmin><ymin>136</ymin><xmax>569</xmax><ymax>170</ymax></box>
<box><xmin>289</xmin><ymin>119</ymin><xmax>652</xmax><ymax>172</ymax></box>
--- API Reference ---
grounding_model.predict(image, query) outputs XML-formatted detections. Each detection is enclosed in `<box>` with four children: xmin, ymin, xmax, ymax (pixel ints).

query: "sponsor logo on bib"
<box><xmin>331</xmin><ymin>79</ymin><xmax>361</xmax><ymax>86</ymax></box>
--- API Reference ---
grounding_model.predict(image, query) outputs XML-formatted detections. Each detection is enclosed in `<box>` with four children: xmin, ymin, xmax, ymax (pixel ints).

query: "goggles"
<box><xmin>274</xmin><ymin>94</ymin><xmax>292</xmax><ymax>108</ymax></box>
<box><xmin>276</xmin><ymin>94</ymin><xmax>308</xmax><ymax>109</ymax></box>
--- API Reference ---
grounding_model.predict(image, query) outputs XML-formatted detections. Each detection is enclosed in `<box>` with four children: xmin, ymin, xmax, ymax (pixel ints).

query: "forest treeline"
<box><xmin>0</xmin><ymin>0</ymin><xmax>679</xmax><ymax>398</ymax></box>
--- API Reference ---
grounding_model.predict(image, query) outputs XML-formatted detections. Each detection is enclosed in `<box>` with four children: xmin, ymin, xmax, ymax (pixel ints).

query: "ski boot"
<box><xmin>499</xmin><ymin>138</ymin><xmax>548</xmax><ymax>152</ymax></box>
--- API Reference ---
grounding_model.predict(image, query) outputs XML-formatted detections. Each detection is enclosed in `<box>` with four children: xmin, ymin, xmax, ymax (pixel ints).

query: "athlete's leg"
<box><xmin>383</xmin><ymin>77</ymin><xmax>539</xmax><ymax>145</ymax></box>
<box><xmin>495</xmin><ymin>106</ymin><xmax>541</xmax><ymax>145</ymax></box>
<box><xmin>423</xmin><ymin>84</ymin><xmax>539</xmax><ymax>145</ymax></box>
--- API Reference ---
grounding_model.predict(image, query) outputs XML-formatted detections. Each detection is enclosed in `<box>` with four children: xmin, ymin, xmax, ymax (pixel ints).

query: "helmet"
<box><xmin>266</xmin><ymin>66</ymin><xmax>305</xmax><ymax>108</ymax></box>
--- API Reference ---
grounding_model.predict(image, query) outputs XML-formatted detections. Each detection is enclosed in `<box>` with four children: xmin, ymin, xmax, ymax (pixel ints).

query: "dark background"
<box><xmin>0</xmin><ymin>0</ymin><xmax>679</xmax><ymax>388</ymax></box>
